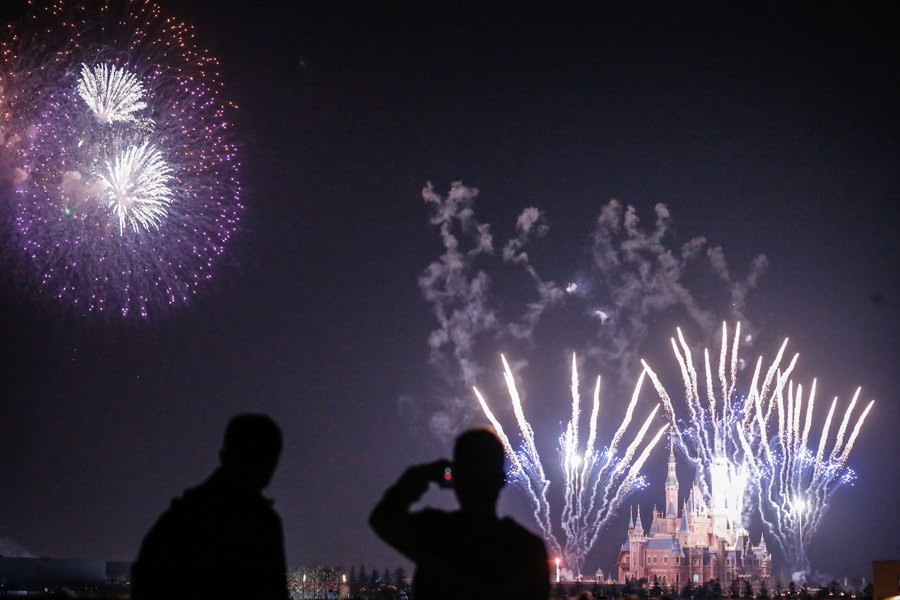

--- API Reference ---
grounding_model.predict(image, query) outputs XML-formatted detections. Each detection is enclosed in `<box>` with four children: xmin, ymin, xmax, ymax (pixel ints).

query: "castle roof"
<box><xmin>647</xmin><ymin>538</ymin><xmax>679</xmax><ymax>551</ymax></box>
<box><xmin>634</xmin><ymin>506</ymin><xmax>644</xmax><ymax>532</ymax></box>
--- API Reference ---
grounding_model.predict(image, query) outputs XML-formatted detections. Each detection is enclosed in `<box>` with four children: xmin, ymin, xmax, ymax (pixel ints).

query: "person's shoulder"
<box><xmin>500</xmin><ymin>518</ymin><xmax>547</xmax><ymax>551</ymax></box>
<box><xmin>500</xmin><ymin>516</ymin><xmax>541</xmax><ymax>538</ymax></box>
<box><xmin>166</xmin><ymin>483</ymin><xmax>209</xmax><ymax>515</ymax></box>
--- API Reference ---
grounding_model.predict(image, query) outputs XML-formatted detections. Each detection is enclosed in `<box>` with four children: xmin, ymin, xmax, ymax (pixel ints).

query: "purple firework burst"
<box><xmin>0</xmin><ymin>0</ymin><xmax>241</xmax><ymax>317</ymax></box>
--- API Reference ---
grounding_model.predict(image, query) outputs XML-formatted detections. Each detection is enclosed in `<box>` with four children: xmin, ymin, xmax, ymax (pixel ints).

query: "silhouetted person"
<box><xmin>370</xmin><ymin>427</ymin><xmax>550</xmax><ymax>599</ymax></box>
<box><xmin>132</xmin><ymin>414</ymin><xmax>289</xmax><ymax>600</ymax></box>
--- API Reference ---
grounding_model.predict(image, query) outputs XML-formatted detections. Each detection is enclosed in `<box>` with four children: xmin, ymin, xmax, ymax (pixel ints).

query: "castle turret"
<box><xmin>666</xmin><ymin>435</ymin><xmax>679</xmax><ymax>518</ymax></box>
<box><xmin>679</xmin><ymin>502</ymin><xmax>690</xmax><ymax>534</ymax></box>
<box><xmin>634</xmin><ymin>505</ymin><xmax>644</xmax><ymax>533</ymax></box>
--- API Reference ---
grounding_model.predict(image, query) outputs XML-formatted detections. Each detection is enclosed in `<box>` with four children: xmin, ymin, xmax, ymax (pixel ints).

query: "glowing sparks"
<box><xmin>77</xmin><ymin>63</ymin><xmax>148</xmax><ymax>124</ymax></box>
<box><xmin>474</xmin><ymin>353</ymin><xmax>666</xmax><ymax>580</ymax></box>
<box><xmin>102</xmin><ymin>141</ymin><xmax>173</xmax><ymax>234</ymax></box>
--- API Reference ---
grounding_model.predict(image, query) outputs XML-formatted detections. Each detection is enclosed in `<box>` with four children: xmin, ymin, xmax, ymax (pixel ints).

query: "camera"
<box><xmin>437</xmin><ymin>465</ymin><xmax>454</xmax><ymax>489</ymax></box>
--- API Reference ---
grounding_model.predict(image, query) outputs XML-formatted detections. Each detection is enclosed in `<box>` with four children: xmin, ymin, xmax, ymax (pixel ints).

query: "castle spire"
<box><xmin>678</xmin><ymin>501</ymin><xmax>690</xmax><ymax>534</ymax></box>
<box><xmin>665</xmin><ymin>431</ymin><xmax>679</xmax><ymax>518</ymax></box>
<box><xmin>634</xmin><ymin>505</ymin><xmax>644</xmax><ymax>532</ymax></box>
<box><xmin>629</xmin><ymin>505</ymin><xmax>634</xmax><ymax>529</ymax></box>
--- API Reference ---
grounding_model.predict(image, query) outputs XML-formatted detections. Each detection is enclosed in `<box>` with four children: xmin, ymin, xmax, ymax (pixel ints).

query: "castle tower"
<box><xmin>665</xmin><ymin>435</ymin><xmax>679</xmax><ymax>518</ymax></box>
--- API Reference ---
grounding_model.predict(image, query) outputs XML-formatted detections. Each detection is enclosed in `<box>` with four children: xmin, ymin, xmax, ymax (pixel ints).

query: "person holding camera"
<box><xmin>369</xmin><ymin>427</ymin><xmax>550</xmax><ymax>599</ymax></box>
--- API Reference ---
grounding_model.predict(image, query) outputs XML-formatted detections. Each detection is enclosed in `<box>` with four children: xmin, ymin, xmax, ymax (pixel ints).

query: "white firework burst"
<box><xmin>77</xmin><ymin>63</ymin><xmax>148</xmax><ymax>124</ymax></box>
<box><xmin>101</xmin><ymin>141</ymin><xmax>174</xmax><ymax>234</ymax></box>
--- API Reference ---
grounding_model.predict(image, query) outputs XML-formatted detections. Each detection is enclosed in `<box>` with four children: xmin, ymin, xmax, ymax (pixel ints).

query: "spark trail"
<box><xmin>474</xmin><ymin>354</ymin><xmax>667</xmax><ymax>580</ymax></box>
<box><xmin>745</xmin><ymin>381</ymin><xmax>874</xmax><ymax>580</ymax></box>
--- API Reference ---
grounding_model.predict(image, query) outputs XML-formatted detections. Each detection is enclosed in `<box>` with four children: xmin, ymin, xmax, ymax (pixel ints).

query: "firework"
<box><xmin>642</xmin><ymin>323</ymin><xmax>874</xmax><ymax>580</ymax></box>
<box><xmin>0</xmin><ymin>0</ymin><xmax>240</xmax><ymax>316</ymax></box>
<box><xmin>474</xmin><ymin>354</ymin><xmax>667</xmax><ymax>580</ymax></box>
<box><xmin>641</xmin><ymin>323</ymin><xmax>797</xmax><ymax>537</ymax></box>
<box><xmin>102</xmin><ymin>140</ymin><xmax>173</xmax><ymax>234</ymax></box>
<box><xmin>745</xmin><ymin>381</ymin><xmax>873</xmax><ymax>580</ymax></box>
<box><xmin>77</xmin><ymin>63</ymin><xmax>148</xmax><ymax>125</ymax></box>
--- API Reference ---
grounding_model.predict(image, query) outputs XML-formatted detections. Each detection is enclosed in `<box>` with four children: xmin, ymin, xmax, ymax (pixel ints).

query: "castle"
<box><xmin>616</xmin><ymin>440</ymin><xmax>771</xmax><ymax>590</ymax></box>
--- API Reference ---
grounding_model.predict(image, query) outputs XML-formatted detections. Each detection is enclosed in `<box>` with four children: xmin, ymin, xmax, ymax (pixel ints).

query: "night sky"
<box><xmin>0</xmin><ymin>0</ymin><xmax>898</xmax><ymax>584</ymax></box>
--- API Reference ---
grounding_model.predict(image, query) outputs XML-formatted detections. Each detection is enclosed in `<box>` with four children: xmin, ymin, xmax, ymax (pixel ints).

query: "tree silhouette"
<box><xmin>393</xmin><ymin>566</ymin><xmax>407</xmax><ymax>592</ymax></box>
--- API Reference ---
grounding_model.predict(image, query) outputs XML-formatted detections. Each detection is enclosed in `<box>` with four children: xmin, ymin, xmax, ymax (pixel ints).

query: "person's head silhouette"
<box><xmin>219</xmin><ymin>413</ymin><xmax>283</xmax><ymax>492</ymax></box>
<box><xmin>452</xmin><ymin>427</ymin><xmax>506</xmax><ymax>511</ymax></box>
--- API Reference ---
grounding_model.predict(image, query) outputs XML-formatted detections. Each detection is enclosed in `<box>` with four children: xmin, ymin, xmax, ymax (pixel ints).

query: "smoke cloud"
<box><xmin>0</xmin><ymin>537</ymin><xmax>34</xmax><ymax>557</ymax></box>
<box><xmin>585</xmin><ymin>200</ymin><xmax>767</xmax><ymax>381</ymax></box>
<box><xmin>418</xmin><ymin>184</ymin><xmax>767</xmax><ymax>441</ymax></box>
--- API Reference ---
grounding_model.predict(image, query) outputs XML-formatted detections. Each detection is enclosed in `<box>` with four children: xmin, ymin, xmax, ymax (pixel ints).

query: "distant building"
<box><xmin>0</xmin><ymin>557</ymin><xmax>130</xmax><ymax>593</ymax></box>
<box><xmin>616</xmin><ymin>440</ymin><xmax>771</xmax><ymax>590</ymax></box>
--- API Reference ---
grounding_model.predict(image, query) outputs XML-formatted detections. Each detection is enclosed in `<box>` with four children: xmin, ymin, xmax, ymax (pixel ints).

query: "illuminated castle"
<box><xmin>616</xmin><ymin>440</ymin><xmax>771</xmax><ymax>590</ymax></box>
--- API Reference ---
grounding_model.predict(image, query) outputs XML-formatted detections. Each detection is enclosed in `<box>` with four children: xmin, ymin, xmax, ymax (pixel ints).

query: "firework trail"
<box><xmin>474</xmin><ymin>353</ymin><xmax>667</xmax><ymax>579</ymax></box>
<box><xmin>745</xmin><ymin>380</ymin><xmax>874</xmax><ymax>580</ymax></box>
<box><xmin>0</xmin><ymin>0</ymin><xmax>240</xmax><ymax>316</ymax></box>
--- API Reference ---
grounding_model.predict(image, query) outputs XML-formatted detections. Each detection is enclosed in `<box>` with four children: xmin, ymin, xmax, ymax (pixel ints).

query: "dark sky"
<box><xmin>0</xmin><ymin>0</ymin><xmax>898</xmax><ymax>583</ymax></box>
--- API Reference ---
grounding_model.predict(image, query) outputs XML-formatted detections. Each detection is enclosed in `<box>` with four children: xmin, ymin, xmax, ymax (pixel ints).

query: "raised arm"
<box><xmin>368</xmin><ymin>459</ymin><xmax>449</xmax><ymax>559</ymax></box>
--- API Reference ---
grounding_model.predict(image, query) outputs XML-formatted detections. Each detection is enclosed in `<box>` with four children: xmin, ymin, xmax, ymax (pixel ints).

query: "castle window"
<box><xmin>664</xmin><ymin>557</ymin><xmax>668</xmax><ymax>565</ymax></box>
<box><xmin>693</xmin><ymin>575</ymin><xmax>699</xmax><ymax>583</ymax></box>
